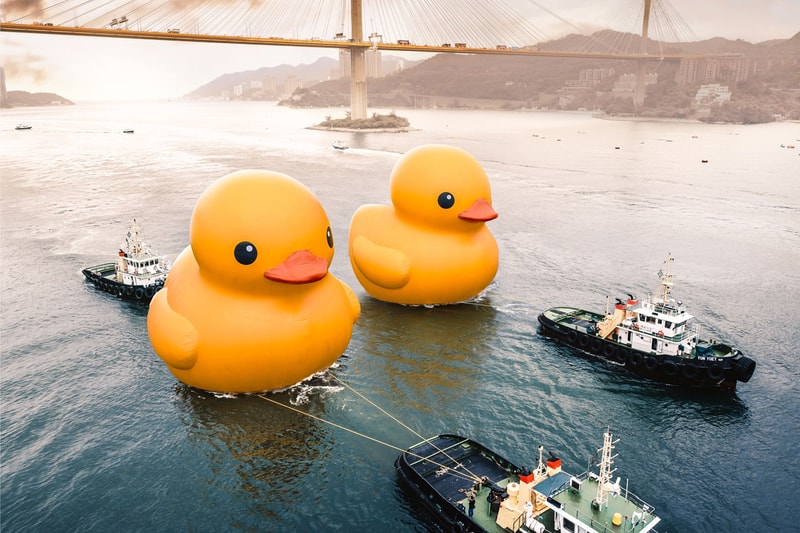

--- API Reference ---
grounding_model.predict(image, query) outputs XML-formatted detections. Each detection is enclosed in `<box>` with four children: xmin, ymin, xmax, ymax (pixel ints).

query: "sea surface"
<box><xmin>1</xmin><ymin>101</ymin><xmax>798</xmax><ymax>532</ymax></box>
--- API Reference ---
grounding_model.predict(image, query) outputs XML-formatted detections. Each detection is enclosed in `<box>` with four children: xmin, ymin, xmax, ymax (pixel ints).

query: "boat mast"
<box><xmin>593</xmin><ymin>428</ymin><xmax>618</xmax><ymax>510</ymax></box>
<box><xmin>656</xmin><ymin>254</ymin><xmax>674</xmax><ymax>303</ymax></box>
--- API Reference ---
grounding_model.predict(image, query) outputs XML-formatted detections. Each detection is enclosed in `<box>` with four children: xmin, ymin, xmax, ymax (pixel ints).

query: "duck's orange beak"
<box><xmin>264</xmin><ymin>250</ymin><xmax>328</xmax><ymax>284</ymax></box>
<box><xmin>459</xmin><ymin>198</ymin><xmax>498</xmax><ymax>222</ymax></box>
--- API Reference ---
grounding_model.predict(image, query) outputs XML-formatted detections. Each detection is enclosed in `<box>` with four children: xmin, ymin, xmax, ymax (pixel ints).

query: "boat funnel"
<box><xmin>546</xmin><ymin>456</ymin><xmax>562</xmax><ymax>476</ymax></box>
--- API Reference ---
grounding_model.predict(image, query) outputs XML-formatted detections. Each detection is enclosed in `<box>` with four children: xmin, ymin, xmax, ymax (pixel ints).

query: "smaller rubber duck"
<box><xmin>348</xmin><ymin>144</ymin><xmax>498</xmax><ymax>305</ymax></box>
<box><xmin>147</xmin><ymin>170</ymin><xmax>360</xmax><ymax>393</ymax></box>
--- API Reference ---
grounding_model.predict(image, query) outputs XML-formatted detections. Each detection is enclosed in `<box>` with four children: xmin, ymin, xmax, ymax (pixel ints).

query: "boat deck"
<box><xmin>543</xmin><ymin>307</ymin><xmax>603</xmax><ymax>332</ymax></box>
<box><xmin>547</xmin><ymin>475</ymin><xmax>659</xmax><ymax>533</ymax></box>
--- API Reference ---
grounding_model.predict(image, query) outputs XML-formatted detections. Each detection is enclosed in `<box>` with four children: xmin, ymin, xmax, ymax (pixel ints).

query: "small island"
<box><xmin>308</xmin><ymin>112</ymin><xmax>412</xmax><ymax>132</ymax></box>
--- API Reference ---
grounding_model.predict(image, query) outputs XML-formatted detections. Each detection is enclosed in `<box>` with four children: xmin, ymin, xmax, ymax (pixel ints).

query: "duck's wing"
<box><xmin>147</xmin><ymin>288</ymin><xmax>199</xmax><ymax>370</ymax></box>
<box><xmin>351</xmin><ymin>235</ymin><xmax>411</xmax><ymax>289</ymax></box>
<box><xmin>338</xmin><ymin>280</ymin><xmax>362</xmax><ymax>322</ymax></box>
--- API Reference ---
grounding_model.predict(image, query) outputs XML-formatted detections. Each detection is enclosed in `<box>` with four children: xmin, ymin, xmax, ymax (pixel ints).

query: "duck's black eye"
<box><xmin>326</xmin><ymin>227</ymin><xmax>334</xmax><ymax>248</ymax></box>
<box><xmin>438</xmin><ymin>192</ymin><xmax>455</xmax><ymax>209</ymax></box>
<box><xmin>234</xmin><ymin>241</ymin><xmax>258</xmax><ymax>265</ymax></box>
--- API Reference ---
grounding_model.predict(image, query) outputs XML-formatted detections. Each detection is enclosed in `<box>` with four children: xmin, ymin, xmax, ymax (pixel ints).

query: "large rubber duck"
<box><xmin>348</xmin><ymin>144</ymin><xmax>499</xmax><ymax>305</ymax></box>
<box><xmin>147</xmin><ymin>170</ymin><xmax>360</xmax><ymax>394</ymax></box>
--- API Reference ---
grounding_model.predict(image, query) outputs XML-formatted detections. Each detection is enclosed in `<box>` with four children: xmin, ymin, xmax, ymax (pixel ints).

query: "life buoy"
<box><xmin>657</xmin><ymin>330</ymin><xmax>664</xmax><ymax>337</ymax></box>
<box><xmin>567</xmin><ymin>331</ymin><xmax>578</xmax><ymax>345</ymax></box>
<box><xmin>134</xmin><ymin>287</ymin><xmax>144</xmax><ymax>300</ymax></box>
<box><xmin>707</xmin><ymin>364</ymin><xmax>725</xmax><ymax>381</ymax></box>
<box><xmin>633</xmin><ymin>323</ymin><xmax>639</xmax><ymax>331</ymax></box>
<box><xmin>661</xmin><ymin>360</ymin><xmax>679</xmax><ymax>377</ymax></box>
<box><xmin>628</xmin><ymin>350</ymin><xmax>642</xmax><ymax>368</ymax></box>
<box><xmin>643</xmin><ymin>355</ymin><xmax>658</xmax><ymax>372</ymax></box>
<box><xmin>681</xmin><ymin>362</ymin><xmax>700</xmax><ymax>380</ymax></box>
<box><xmin>145</xmin><ymin>286</ymin><xmax>156</xmax><ymax>298</ymax></box>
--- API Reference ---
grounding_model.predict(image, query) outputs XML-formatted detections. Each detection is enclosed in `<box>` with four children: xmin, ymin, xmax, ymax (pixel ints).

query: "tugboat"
<box><xmin>82</xmin><ymin>219</ymin><xmax>171</xmax><ymax>302</ymax></box>
<box><xmin>395</xmin><ymin>428</ymin><xmax>660</xmax><ymax>533</ymax></box>
<box><xmin>537</xmin><ymin>254</ymin><xmax>756</xmax><ymax>390</ymax></box>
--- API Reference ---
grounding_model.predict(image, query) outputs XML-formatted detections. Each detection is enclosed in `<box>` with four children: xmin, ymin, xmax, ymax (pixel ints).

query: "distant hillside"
<box><xmin>184</xmin><ymin>55</ymin><xmax>423</xmax><ymax>100</ymax></box>
<box><xmin>3</xmin><ymin>90</ymin><xmax>74</xmax><ymax>107</ymax></box>
<box><xmin>287</xmin><ymin>31</ymin><xmax>800</xmax><ymax>122</ymax></box>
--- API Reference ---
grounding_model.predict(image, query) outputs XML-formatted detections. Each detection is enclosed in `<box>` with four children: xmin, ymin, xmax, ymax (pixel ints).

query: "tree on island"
<box><xmin>315</xmin><ymin>111</ymin><xmax>410</xmax><ymax>130</ymax></box>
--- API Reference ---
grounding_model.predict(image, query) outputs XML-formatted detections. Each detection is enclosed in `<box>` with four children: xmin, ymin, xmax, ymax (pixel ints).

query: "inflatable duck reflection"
<box><xmin>147</xmin><ymin>170</ymin><xmax>360</xmax><ymax>393</ymax></box>
<box><xmin>348</xmin><ymin>144</ymin><xmax>498</xmax><ymax>305</ymax></box>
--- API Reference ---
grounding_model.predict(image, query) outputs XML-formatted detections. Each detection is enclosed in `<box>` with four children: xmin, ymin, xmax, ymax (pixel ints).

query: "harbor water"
<box><xmin>1</xmin><ymin>101</ymin><xmax>798</xmax><ymax>532</ymax></box>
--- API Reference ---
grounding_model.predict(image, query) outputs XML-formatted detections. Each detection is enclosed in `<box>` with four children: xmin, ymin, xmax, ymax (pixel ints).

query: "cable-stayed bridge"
<box><xmin>1</xmin><ymin>0</ymin><xmax>701</xmax><ymax>118</ymax></box>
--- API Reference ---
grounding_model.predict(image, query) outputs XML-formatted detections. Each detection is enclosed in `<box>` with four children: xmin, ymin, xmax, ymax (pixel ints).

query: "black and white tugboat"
<box><xmin>82</xmin><ymin>219</ymin><xmax>171</xmax><ymax>302</ymax></box>
<box><xmin>537</xmin><ymin>254</ymin><xmax>756</xmax><ymax>390</ymax></box>
<box><xmin>395</xmin><ymin>428</ymin><xmax>660</xmax><ymax>533</ymax></box>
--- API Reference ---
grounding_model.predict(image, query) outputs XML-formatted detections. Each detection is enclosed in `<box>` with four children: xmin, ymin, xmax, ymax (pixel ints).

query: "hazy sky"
<box><xmin>1</xmin><ymin>0</ymin><xmax>798</xmax><ymax>102</ymax></box>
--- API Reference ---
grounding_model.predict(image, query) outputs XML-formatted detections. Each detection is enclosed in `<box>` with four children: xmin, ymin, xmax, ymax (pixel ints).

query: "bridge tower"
<box><xmin>633</xmin><ymin>0</ymin><xmax>652</xmax><ymax>109</ymax></box>
<box><xmin>349</xmin><ymin>0</ymin><xmax>368</xmax><ymax>119</ymax></box>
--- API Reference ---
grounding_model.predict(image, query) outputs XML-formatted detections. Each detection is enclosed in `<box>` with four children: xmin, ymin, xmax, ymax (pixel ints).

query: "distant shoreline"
<box><xmin>593</xmin><ymin>113</ymin><xmax>703</xmax><ymax>124</ymax></box>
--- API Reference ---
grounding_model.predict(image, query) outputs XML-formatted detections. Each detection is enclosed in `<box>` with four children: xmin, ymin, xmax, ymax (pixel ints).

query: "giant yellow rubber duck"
<box><xmin>147</xmin><ymin>170</ymin><xmax>360</xmax><ymax>394</ymax></box>
<box><xmin>348</xmin><ymin>144</ymin><xmax>499</xmax><ymax>305</ymax></box>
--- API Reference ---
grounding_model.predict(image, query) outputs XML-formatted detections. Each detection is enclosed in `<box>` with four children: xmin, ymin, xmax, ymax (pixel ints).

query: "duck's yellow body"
<box><xmin>349</xmin><ymin>145</ymin><xmax>499</xmax><ymax>305</ymax></box>
<box><xmin>147</xmin><ymin>170</ymin><xmax>360</xmax><ymax>393</ymax></box>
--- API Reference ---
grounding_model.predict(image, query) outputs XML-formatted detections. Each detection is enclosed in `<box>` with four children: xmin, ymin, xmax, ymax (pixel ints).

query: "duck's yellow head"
<box><xmin>390</xmin><ymin>144</ymin><xmax>497</xmax><ymax>231</ymax></box>
<box><xmin>190</xmin><ymin>170</ymin><xmax>334</xmax><ymax>293</ymax></box>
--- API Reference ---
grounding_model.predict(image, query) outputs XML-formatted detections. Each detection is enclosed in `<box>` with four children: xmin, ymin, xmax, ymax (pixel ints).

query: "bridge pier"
<box><xmin>349</xmin><ymin>0</ymin><xmax>367</xmax><ymax>119</ymax></box>
<box><xmin>633</xmin><ymin>0</ymin><xmax>652</xmax><ymax>109</ymax></box>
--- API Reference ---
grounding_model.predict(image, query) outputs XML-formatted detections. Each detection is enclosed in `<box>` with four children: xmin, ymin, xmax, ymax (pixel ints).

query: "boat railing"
<box><xmin>622</xmin><ymin>321</ymin><xmax>697</xmax><ymax>344</ymax></box>
<box><xmin>551</xmin><ymin>500</ymin><xmax>658</xmax><ymax>533</ymax></box>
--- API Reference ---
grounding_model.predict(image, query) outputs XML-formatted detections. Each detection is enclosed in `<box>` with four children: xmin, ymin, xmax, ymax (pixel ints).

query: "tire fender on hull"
<box><xmin>681</xmin><ymin>362</ymin><xmax>700</xmax><ymax>380</ymax></box>
<box><xmin>603</xmin><ymin>342</ymin><xmax>616</xmax><ymax>359</ymax></box>
<box><xmin>567</xmin><ymin>330</ymin><xmax>578</xmax><ymax>345</ymax></box>
<box><xmin>706</xmin><ymin>363</ymin><xmax>725</xmax><ymax>381</ymax></box>
<box><xmin>735</xmin><ymin>357</ymin><xmax>756</xmax><ymax>383</ymax></box>
<box><xmin>660</xmin><ymin>360</ymin><xmax>679</xmax><ymax>377</ymax></box>
<box><xmin>643</xmin><ymin>355</ymin><xmax>658</xmax><ymax>372</ymax></box>
<box><xmin>578</xmin><ymin>334</ymin><xmax>590</xmax><ymax>349</ymax></box>
<box><xmin>590</xmin><ymin>338</ymin><xmax>603</xmax><ymax>354</ymax></box>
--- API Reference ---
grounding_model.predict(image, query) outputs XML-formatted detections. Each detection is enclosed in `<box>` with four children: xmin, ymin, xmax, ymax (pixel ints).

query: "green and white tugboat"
<box><xmin>395</xmin><ymin>428</ymin><xmax>660</xmax><ymax>533</ymax></box>
<box><xmin>82</xmin><ymin>219</ymin><xmax>171</xmax><ymax>302</ymax></box>
<box><xmin>537</xmin><ymin>254</ymin><xmax>756</xmax><ymax>390</ymax></box>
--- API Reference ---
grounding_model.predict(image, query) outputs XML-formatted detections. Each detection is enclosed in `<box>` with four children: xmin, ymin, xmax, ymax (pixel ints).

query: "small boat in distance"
<box><xmin>82</xmin><ymin>219</ymin><xmax>171</xmax><ymax>302</ymax></box>
<box><xmin>332</xmin><ymin>140</ymin><xmax>348</xmax><ymax>150</ymax></box>
<box><xmin>15</xmin><ymin>123</ymin><xmax>32</xmax><ymax>130</ymax></box>
<box><xmin>538</xmin><ymin>254</ymin><xmax>756</xmax><ymax>390</ymax></box>
<box><xmin>395</xmin><ymin>429</ymin><xmax>660</xmax><ymax>533</ymax></box>
<box><xmin>123</xmin><ymin>129</ymin><xmax>134</xmax><ymax>134</ymax></box>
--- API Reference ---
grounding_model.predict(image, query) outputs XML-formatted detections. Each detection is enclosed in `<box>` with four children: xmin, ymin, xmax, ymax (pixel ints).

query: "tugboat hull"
<box><xmin>538</xmin><ymin>308</ymin><xmax>756</xmax><ymax>390</ymax></box>
<box><xmin>82</xmin><ymin>263</ymin><xmax>164</xmax><ymax>303</ymax></box>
